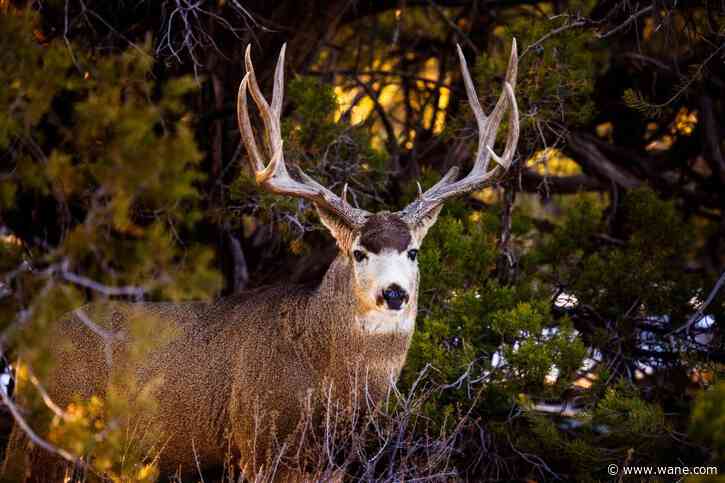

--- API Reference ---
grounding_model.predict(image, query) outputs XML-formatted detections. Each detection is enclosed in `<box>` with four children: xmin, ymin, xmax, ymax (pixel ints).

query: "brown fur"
<box><xmin>8</xmin><ymin>254</ymin><xmax>414</xmax><ymax>480</ymax></box>
<box><xmin>359</xmin><ymin>213</ymin><xmax>411</xmax><ymax>253</ymax></box>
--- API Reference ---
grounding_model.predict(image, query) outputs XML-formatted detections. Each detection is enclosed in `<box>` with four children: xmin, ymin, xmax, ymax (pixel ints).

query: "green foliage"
<box><xmin>0</xmin><ymin>9</ymin><xmax>221</xmax><ymax>479</ymax></box>
<box><xmin>1</xmin><ymin>11</ymin><xmax>220</xmax><ymax>305</ymax></box>
<box><xmin>521</xmin><ymin>413</ymin><xmax>604</xmax><ymax>478</ymax></box>
<box><xmin>623</xmin><ymin>88</ymin><xmax>667</xmax><ymax>118</ymax></box>
<box><xmin>548</xmin><ymin>189</ymin><xmax>697</xmax><ymax>322</ymax></box>
<box><xmin>593</xmin><ymin>381</ymin><xmax>668</xmax><ymax>440</ymax></box>
<box><xmin>0</xmin><ymin>10</ymin><xmax>75</xmax><ymax>149</ymax></box>
<box><xmin>45</xmin><ymin>394</ymin><xmax>160</xmax><ymax>481</ymax></box>
<box><xmin>468</xmin><ymin>7</ymin><xmax>607</xmax><ymax>149</ymax></box>
<box><xmin>401</xmin><ymin>185</ymin><xmax>713</xmax><ymax>478</ymax></box>
<box><xmin>286</xmin><ymin>76</ymin><xmax>340</xmax><ymax>148</ymax></box>
<box><xmin>690</xmin><ymin>381</ymin><xmax>725</xmax><ymax>464</ymax></box>
<box><xmin>403</xmin><ymin>202</ymin><xmax>587</xmax><ymax>413</ymax></box>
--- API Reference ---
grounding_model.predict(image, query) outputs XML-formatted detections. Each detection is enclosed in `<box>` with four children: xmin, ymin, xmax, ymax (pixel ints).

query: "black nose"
<box><xmin>382</xmin><ymin>284</ymin><xmax>409</xmax><ymax>310</ymax></box>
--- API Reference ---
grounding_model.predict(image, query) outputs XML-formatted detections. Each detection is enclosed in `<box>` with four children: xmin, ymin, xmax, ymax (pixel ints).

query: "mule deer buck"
<box><xmin>6</xmin><ymin>41</ymin><xmax>519</xmax><ymax>481</ymax></box>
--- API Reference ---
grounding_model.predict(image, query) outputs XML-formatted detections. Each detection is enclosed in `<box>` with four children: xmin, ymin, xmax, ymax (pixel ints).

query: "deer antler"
<box><xmin>237</xmin><ymin>44</ymin><xmax>371</xmax><ymax>228</ymax></box>
<box><xmin>398</xmin><ymin>40</ymin><xmax>519</xmax><ymax>226</ymax></box>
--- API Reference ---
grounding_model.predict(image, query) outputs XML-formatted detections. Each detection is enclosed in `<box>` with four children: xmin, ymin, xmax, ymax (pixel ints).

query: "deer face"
<box><xmin>318</xmin><ymin>209</ymin><xmax>441</xmax><ymax>324</ymax></box>
<box><xmin>350</xmin><ymin>213</ymin><xmax>417</xmax><ymax>312</ymax></box>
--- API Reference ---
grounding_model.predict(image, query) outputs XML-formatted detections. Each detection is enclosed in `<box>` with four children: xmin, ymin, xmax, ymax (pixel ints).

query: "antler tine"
<box><xmin>399</xmin><ymin>40</ymin><xmax>519</xmax><ymax>226</ymax></box>
<box><xmin>237</xmin><ymin>74</ymin><xmax>265</xmax><ymax>173</ymax></box>
<box><xmin>245</xmin><ymin>45</ymin><xmax>283</xmax><ymax>160</ymax></box>
<box><xmin>237</xmin><ymin>44</ymin><xmax>370</xmax><ymax>227</ymax></box>
<box><xmin>271</xmin><ymin>43</ymin><xmax>286</xmax><ymax>120</ymax></box>
<box><xmin>342</xmin><ymin>183</ymin><xmax>349</xmax><ymax>204</ymax></box>
<box><xmin>479</xmin><ymin>40</ymin><xmax>518</xmax><ymax>170</ymax></box>
<box><xmin>456</xmin><ymin>43</ymin><xmax>488</xmax><ymax>173</ymax></box>
<box><xmin>487</xmin><ymin>81</ymin><xmax>519</xmax><ymax>169</ymax></box>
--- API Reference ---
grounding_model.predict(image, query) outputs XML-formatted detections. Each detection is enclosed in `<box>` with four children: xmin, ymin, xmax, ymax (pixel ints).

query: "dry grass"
<box><xmin>2</xmin><ymin>366</ymin><xmax>483</xmax><ymax>482</ymax></box>
<box><xmin>182</xmin><ymin>367</ymin><xmax>468</xmax><ymax>482</ymax></box>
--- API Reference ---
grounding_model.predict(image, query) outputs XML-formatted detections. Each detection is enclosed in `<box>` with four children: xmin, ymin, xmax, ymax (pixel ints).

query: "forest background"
<box><xmin>1</xmin><ymin>0</ymin><xmax>724</xmax><ymax>480</ymax></box>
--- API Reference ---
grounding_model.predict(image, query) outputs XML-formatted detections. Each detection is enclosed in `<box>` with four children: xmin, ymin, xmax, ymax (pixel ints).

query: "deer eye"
<box><xmin>353</xmin><ymin>250</ymin><xmax>367</xmax><ymax>263</ymax></box>
<box><xmin>407</xmin><ymin>249</ymin><xmax>418</xmax><ymax>261</ymax></box>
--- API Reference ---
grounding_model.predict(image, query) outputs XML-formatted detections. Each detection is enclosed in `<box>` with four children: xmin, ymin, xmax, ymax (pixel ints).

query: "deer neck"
<box><xmin>315</xmin><ymin>253</ymin><xmax>416</xmax><ymax>388</ymax></box>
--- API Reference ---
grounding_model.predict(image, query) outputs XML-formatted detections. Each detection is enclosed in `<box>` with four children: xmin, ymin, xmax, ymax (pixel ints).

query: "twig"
<box><xmin>353</xmin><ymin>77</ymin><xmax>401</xmax><ymax>167</ymax></box>
<box><xmin>308</xmin><ymin>69</ymin><xmax>450</xmax><ymax>89</ymax></box>
<box><xmin>522</xmin><ymin>19</ymin><xmax>588</xmax><ymax>58</ymax></box>
<box><xmin>667</xmin><ymin>270</ymin><xmax>725</xmax><ymax>336</ymax></box>
<box><xmin>77</xmin><ymin>0</ymin><xmax>151</xmax><ymax>59</ymax></box>
<box><xmin>0</xmin><ymin>388</ymin><xmax>80</xmax><ymax>466</ymax></box>
<box><xmin>191</xmin><ymin>438</ymin><xmax>206</xmax><ymax>483</ymax></box>
<box><xmin>428</xmin><ymin>0</ymin><xmax>479</xmax><ymax>55</ymax></box>
<box><xmin>73</xmin><ymin>308</ymin><xmax>122</xmax><ymax>366</ymax></box>
<box><xmin>595</xmin><ymin>5</ymin><xmax>654</xmax><ymax>39</ymax></box>
<box><xmin>26</xmin><ymin>368</ymin><xmax>70</xmax><ymax>422</ymax></box>
<box><xmin>496</xmin><ymin>180</ymin><xmax>517</xmax><ymax>284</ymax></box>
<box><xmin>634</xmin><ymin>41</ymin><xmax>725</xmax><ymax>109</ymax></box>
<box><xmin>56</xmin><ymin>261</ymin><xmax>146</xmax><ymax>298</ymax></box>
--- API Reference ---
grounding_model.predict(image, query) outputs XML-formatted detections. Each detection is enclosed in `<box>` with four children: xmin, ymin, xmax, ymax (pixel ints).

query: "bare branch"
<box><xmin>595</xmin><ymin>5</ymin><xmax>654</xmax><ymax>39</ymax></box>
<box><xmin>73</xmin><ymin>308</ymin><xmax>122</xmax><ymax>366</ymax></box>
<box><xmin>60</xmin><ymin>270</ymin><xmax>145</xmax><ymax>298</ymax></box>
<box><xmin>667</xmin><ymin>270</ymin><xmax>725</xmax><ymax>336</ymax></box>
<box><xmin>522</xmin><ymin>19</ymin><xmax>588</xmax><ymax>58</ymax></box>
<box><xmin>0</xmin><ymin>388</ymin><xmax>80</xmax><ymax>466</ymax></box>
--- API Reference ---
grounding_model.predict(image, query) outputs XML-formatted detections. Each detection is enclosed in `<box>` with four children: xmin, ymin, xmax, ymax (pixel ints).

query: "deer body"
<box><xmin>7</xmin><ymin>41</ymin><xmax>519</xmax><ymax>481</ymax></box>
<box><xmin>36</xmin><ymin>248</ymin><xmax>414</xmax><ymax>474</ymax></box>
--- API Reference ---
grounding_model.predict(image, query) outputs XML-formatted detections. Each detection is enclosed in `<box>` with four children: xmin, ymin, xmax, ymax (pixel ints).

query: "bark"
<box><xmin>566</xmin><ymin>133</ymin><xmax>642</xmax><ymax>189</ymax></box>
<box><xmin>496</xmin><ymin>182</ymin><xmax>518</xmax><ymax>285</ymax></box>
<box><xmin>699</xmin><ymin>94</ymin><xmax>725</xmax><ymax>185</ymax></box>
<box><xmin>225</xmin><ymin>229</ymin><xmax>249</xmax><ymax>295</ymax></box>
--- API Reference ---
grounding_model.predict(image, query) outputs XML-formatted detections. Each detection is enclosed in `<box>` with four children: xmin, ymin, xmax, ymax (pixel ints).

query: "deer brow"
<box><xmin>359</xmin><ymin>215</ymin><xmax>411</xmax><ymax>254</ymax></box>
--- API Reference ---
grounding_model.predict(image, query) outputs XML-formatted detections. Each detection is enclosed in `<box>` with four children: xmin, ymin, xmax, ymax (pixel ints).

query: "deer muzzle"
<box><xmin>381</xmin><ymin>284</ymin><xmax>409</xmax><ymax>311</ymax></box>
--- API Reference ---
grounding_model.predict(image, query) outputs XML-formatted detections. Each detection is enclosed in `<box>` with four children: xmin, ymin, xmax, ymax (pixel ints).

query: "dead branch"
<box><xmin>0</xmin><ymin>388</ymin><xmax>80</xmax><ymax>466</ymax></box>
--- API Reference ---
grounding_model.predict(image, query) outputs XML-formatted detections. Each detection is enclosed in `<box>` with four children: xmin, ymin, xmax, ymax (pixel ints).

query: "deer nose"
<box><xmin>382</xmin><ymin>284</ymin><xmax>409</xmax><ymax>310</ymax></box>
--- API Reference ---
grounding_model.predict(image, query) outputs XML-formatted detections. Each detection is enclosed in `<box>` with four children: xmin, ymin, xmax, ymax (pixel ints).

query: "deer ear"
<box><xmin>316</xmin><ymin>206</ymin><xmax>356</xmax><ymax>251</ymax></box>
<box><xmin>409</xmin><ymin>204</ymin><xmax>442</xmax><ymax>244</ymax></box>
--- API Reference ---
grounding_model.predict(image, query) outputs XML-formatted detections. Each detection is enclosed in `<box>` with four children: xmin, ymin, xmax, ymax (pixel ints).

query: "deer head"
<box><xmin>237</xmin><ymin>42</ymin><xmax>518</xmax><ymax>323</ymax></box>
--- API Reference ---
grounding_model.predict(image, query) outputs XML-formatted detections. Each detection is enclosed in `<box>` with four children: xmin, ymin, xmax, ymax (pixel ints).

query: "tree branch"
<box><xmin>667</xmin><ymin>270</ymin><xmax>725</xmax><ymax>336</ymax></box>
<box><xmin>0</xmin><ymin>388</ymin><xmax>80</xmax><ymax>466</ymax></box>
<box><xmin>566</xmin><ymin>134</ymin><xmax>642</xmax><ymax>189</ymax></box>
